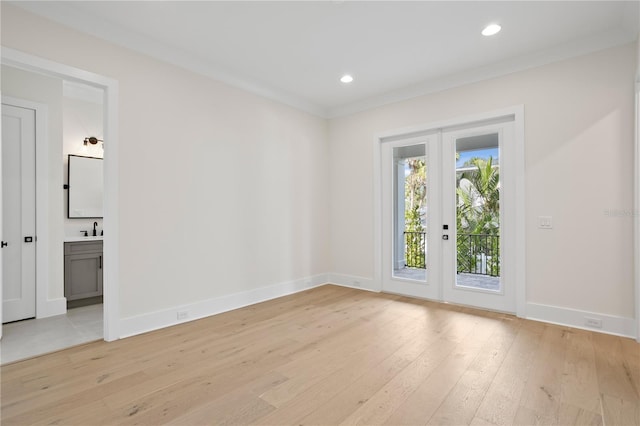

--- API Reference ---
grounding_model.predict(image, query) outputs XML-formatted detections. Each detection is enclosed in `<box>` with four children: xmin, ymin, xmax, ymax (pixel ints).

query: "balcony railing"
<box><xmin>403</xmin><ymin>231</ymin><xmax>500</xmax><ymax>277</ymax></box>
<box><xmin>404</xmin><ymin>231</ymin><xmax>425</xmax><ymax>268</ymax></box>
<box><xmin>457</xmin><ymin>233</ymin><xmax>500</xmax><ymax>277</ymax></box>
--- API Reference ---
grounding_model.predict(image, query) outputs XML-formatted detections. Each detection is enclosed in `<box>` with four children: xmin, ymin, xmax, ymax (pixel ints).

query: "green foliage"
<box><xmin>404</xmin><ymin>158</ymin><xmax>426</xmax><ymax>232</ymax></box>
<box><xmin>401</xmin><ymin>155</ymin><xmax>501</xmax><ymax>275</ymax></box>
<box><xmin>456</xmin><ymin>156</ymin><xmax>500</xmax><ymax>276</ymax></box>
<box><xmin>403</xmin><ymin>158</ymin><xmax>426</xmax><ymax>267</ymax></box>
<box><xmin>456</xmin><ymin>157</ymin><xmax>499</xmax><ymax>235</ymax></box>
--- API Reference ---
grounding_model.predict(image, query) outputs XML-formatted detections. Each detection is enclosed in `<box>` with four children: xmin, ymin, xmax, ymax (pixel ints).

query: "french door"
<box><xmin>381</xmin><ymin>118</ymin><xmax>517</xmax><ymax>313</ymax></box>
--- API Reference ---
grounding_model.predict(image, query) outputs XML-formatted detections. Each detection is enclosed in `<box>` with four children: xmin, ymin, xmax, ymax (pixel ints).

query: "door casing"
<box><xmin>1</xmin><ymin>47</ymin><xmax>120</xmax><ymax>341</ymax></box>
<box><xmin>374</xmin><ymin>106</ymin><xmax>526</xmax><ymax>317</ymax></box>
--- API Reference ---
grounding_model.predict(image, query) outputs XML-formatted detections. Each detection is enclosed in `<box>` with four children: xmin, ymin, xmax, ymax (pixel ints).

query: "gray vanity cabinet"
<box><xmin>64</xmin><ymin>241</ymin><xmax>103</xmax><ymax>301</ymax></box>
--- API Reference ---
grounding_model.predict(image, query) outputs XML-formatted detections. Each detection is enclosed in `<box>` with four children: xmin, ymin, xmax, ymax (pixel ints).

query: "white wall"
<box><xmin>328</xmin><ymin>44</ymin><xmax>636</xmax><ymax>321</ymax></box>
<box><xmin>1</xmin><ymin>65</ymin><xmax>65</xmax><ymax>301</ymax></box>
<box><xmin>1</xmin><ymin>4</ymin><xmax>635</xmax><ymax>337</ymax></box>
<box><xmin>1</xmin><ymin>4</ymin><xmax>330</xmax><ymax>321</ymax></box>
<box><xmin>63</xmin><ymin>93</ymin><xmax>104</xmax><ymax>238</ymax></box>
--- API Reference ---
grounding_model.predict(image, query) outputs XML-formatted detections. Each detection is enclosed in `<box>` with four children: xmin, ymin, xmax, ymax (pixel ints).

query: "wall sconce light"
<box><xmin>84</xmin><ymin>136</ymin><xmax>103</xmax><ymax>148</ymax></box>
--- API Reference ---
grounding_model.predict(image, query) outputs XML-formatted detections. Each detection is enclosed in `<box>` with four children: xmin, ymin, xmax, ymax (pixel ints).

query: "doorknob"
<box><xmin>1</xmin><ymin>241</ymin><xmax>7</xmax><ymax>248</ymax></box>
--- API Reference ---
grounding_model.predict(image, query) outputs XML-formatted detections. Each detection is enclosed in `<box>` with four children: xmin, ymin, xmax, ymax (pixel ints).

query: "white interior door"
<box><xmin>2</xmin><ymin>103</ymin><xmax>36</xmax><ymax>323</ymax></box>
<box><xmin>381</xmin><ymin>118</ymin><xmax>517</xmax><ymax>313</ymax></box>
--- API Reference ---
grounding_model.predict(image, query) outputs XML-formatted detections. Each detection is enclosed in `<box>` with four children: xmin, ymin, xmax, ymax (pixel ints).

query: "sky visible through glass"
<box><xmin>456</xmin><ymin>147</ymin><xmax>499</xmax><ymax>168</ymax></box>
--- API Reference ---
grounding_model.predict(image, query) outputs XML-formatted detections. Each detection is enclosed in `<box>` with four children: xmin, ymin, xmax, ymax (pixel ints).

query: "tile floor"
<box><xmin>0</xmin><ymin>304</ymin><xmax>103</xmax><ymax>364</ymax></box>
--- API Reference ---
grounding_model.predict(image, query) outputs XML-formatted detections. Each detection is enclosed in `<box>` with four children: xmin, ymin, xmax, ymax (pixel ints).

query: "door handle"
<box><xmin>1</xmin><ymin>241</ymin><xmax>7</xmax><ymax>248</ymax></box>
<box><xmin>99</xmin><ymin>255</ymin><xmax>102</xmax><ymax>269</ymax></box>
<box><xmin>24</xmin><ymin>236</ymin><xmax>33</xmax><ymax>243</ymax></box>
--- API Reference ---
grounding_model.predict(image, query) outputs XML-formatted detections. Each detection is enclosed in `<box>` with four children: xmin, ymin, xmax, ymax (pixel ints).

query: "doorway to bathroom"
<box><xmin>0</xmin><ymin>48</ymin><xmax>119</xmax><ymax>363</ymax></box>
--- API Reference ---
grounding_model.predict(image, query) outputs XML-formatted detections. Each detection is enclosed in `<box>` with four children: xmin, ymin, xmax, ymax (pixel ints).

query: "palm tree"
<box><xmin>456</xmin><ymin>157</ymin><xmax>499</xmax><ymax>235</ymax></box>
<box><xmin>456</xmin><ymin>156</ymin><xmax>500</xmax><ymax>275</ymax></box>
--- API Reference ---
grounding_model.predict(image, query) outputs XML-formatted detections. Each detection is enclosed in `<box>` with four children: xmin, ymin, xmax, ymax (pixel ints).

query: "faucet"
<box><xmin>93</xmin><ymin>222</ymin><xmax>98</xmax><ymax>237</ymax></box>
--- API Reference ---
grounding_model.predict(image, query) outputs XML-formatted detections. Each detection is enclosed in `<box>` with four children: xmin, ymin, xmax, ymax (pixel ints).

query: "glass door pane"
<box><xmin>454</xmin><ymin>133</ymin><xmax>501</xmax><ymax>292</ymax></box>
<box><xmin>392</xmin><ymin>144</ymin><xmax>427</xmax><ymax>282</ymax></box>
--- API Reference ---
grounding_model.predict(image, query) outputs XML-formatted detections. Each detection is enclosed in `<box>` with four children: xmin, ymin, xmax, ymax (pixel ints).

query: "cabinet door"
<box><xmin>64</xmin><ymin>253</ymin><xmax>103</xmax><ymax>301</ymax></box>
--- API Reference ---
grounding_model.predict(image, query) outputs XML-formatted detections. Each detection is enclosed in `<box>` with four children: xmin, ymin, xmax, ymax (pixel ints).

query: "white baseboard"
<box><xmin>326</xmin><ymin>273</ymin><xmax>380</xmax><ymax>292</ymax></box>
<box><xmin>526</xmin><ymin>302</ymin><xmax>636</xmax><ymax>339</ymax></box>
<box><xmin>117</xmin><ymin>273</ymin><xmax>637</xmax><ymax>340</ymax></box>
<box><xmin>37</xmin><ymin>297</ymin><xmax>67</xmax><ymax>319</ymax></box>
<box><xmin>119</xmin><ymin>274</ymin><xmax>329</xmax><ymax>338</ymax></box>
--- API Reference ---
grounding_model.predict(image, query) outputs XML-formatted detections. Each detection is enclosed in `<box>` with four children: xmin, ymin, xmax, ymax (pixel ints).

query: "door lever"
<box><xmin>1</xmin><ymin>241</ymin><xmax>7</xmax><ymax>248</ymax></box>
<box><xmin>24</xmin><ymin>236</ymin><xmax>33</xmax><ymax>243</ymax></box>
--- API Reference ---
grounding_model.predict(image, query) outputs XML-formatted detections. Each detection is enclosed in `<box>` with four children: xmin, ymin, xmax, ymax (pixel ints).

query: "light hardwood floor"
<box><xmin>1</xmin><ymin>285</ymin><xmax>638</xmax><ymax>425</ymax></box>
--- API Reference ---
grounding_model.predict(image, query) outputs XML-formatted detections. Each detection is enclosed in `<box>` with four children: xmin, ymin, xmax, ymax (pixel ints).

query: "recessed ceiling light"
<box><xmin>340</xmin><ymin>74</ymin><xmax>354</xmax><ymax>83</ymax></box>
<box><xmin>482</xmin><ymin>24</ymin><xmax>501</xmax><ymax>36</ymax></box>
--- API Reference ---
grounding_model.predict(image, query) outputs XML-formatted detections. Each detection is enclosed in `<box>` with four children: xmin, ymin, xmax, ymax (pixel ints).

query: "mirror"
<box><xmin>68</xmin><ymin>154</ymin><xmax>103</xmax><ymax>218</ymax></box>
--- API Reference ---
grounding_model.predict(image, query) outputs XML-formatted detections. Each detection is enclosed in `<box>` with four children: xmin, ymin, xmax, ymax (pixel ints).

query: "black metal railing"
<box><xmin>404</xmin><ymin>231</ymin><xmax>426</xmax><ymax>268</ymax></box>
<box><xmin>403</xmin><ymin>231</ymin><xmax>500</xmax><ymax>276</ymax></box>
<box><xmin>457</xmin><ymin>233</ymin><xmax>500</xmax><ymax>276</ymax></box>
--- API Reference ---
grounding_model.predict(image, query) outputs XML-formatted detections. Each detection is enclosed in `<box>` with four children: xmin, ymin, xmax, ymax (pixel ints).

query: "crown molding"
<box><xmin>12</xmin><ymin>2</ymin><xmax>637</xmax><ymax>120</ymax></box>
<box><xmin>327</xmin><ymin>28</ymin><xmax>636</xmax><ymax>118</ymax></box>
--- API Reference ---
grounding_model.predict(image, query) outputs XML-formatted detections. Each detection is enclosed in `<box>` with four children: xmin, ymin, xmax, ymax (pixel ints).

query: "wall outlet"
<box><xmin>177</xmin><ymin>310</ymin><xmax>189</xmax><ymax>320</ymax></box>
<box><xmin>584</xmin><ymin>317</ymin><xmax>602</xmax><ymax>329</ymax></box>
<box><xmin>538</xmin><ymin>216</ymin><xmax>553</xmax><ymax>229</ymax></box>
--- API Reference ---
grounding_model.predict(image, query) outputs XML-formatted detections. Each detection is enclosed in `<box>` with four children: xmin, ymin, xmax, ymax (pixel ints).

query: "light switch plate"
<box><xmin>538</xmin><ymin>216</ymin><xmax>553</xmax><ymax>229</ymax></box>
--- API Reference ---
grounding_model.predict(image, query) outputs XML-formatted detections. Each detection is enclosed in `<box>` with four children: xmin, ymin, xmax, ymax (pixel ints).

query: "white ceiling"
<box><xmin>13</xmin><ymin>1</ymin><xmax>639</xmax><ymax>118</ymax></box>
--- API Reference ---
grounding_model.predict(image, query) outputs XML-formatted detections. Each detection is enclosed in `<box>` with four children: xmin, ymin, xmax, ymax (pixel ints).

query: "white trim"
<box><xmin>635</xmin><ymin>80</ymin><xmax>640</xmax><ymax>342</ymax></box>
<box><xmin>12</xmin><ymin>1</ymin><xmax>326</xmax><ymax>118</ymax></box>
<box><xmin>373</xmin><ymin>106</ymin><xmax>526</xmax><ymax>317</ymax></box>
<box><xmin>328</xmin><ymin>30</ymin><xmax>634</xmax><ymax>118</ymax></box>
<box><xmin>0</xmin><ymin>96</ymin><xmax>63</xmax><ymax>319</ymax></box>
<box><xmin>120</xmin><ymin>274</ymin><xmax>329</xmax><ymax>338</ymax></box>
<box><xmin>372</xmin><ymin>138</ymin><xmax>384</xmax><ymax>293</ymax></box>
<box><xmin>327</xmin><ymin>273</ymin><xmax>378</xmax><ymax>293</ymax></box>
<box><xmin>12</xmin><ymin>2</ymin><xmax>635</xmax><ymax>119</ymax></box>
<box><xmin>513</xmin><ymin>105</ymin><xmax>526</xmax><ymax>318</ymax></box>
<box><xmin>526</xmin><ymin>302</ymin><xmax>636</xmax><ymax>339</ymax></box>
<box><xmin>2</xmin><ymin>47</ymin><xmax>121</xmax><ymax>341</ymax></box>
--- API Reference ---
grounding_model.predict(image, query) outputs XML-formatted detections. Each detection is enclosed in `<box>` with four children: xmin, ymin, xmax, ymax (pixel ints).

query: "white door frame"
<box><xmin>441</xmin><ymin>120</ymin><xmax>516</xmax><ymax>313</ymax></box>
<box><xmin>635</xmin><ymin>80</ymin><xmax>640</xmax><ymax>342</ymax></box>
<box><xmin>380</xmin><ymin>134</ymin><xmax>442</xmax><ymax>301</ymax></box>
<box><xmin>373</xmin><ymin>106</ymin><xmax>526</xmax><ymax>318</ymax></box>
<box><xmin>1</xmin><ymin>47</ymin><xmax>120</xmax><ymax>341</ymax></box>
<box><xmin>2</xmin><ymin>97</ymin><xmax>49</xmax><ymax>323</ymax></box>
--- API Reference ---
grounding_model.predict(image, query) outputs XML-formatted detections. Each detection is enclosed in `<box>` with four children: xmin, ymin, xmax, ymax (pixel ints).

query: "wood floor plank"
<box><xmin>294</xmin><ymin>304</ymin><xmax>472</xmax><ymax>426</ymax></box>
<box><xmin>2</xmin><ymin>285</ymin><xmax>639</xmax><ymax>426</ymax></box>
<box><xmin>342</xmin><ymin>314</ymin><xmax>499</xmax><ymax>425</ymax></box>
<box><xmin>256</xmin><ymin>308</ymin><xmax>447</xmax><ymax>424</ymax></box>
<box><xmin>600</xmin><ymin>393</ymin><xmax>640</xmax><ymax>426</ymax></box>
<box><xmin>592</xmin><ymin>333</ymin><xmax>639</xmax><ymax>403</ymax></box>
<box><xmin>473</xmin><ymin>320</ymin><xmax>545</xmax><ymax>426</ymax></box>
<box><xmin>424</xmin><ymin>318</ymin><xmax>520</xmax><ymax>425</ymax></box>
<box><xmin>560</xmin><ymin>329</ymin><xmax>600</xmax><ymax>414</ymax></box>
<box><xmin>515</xmin><ymin>325</ymin><xmax>570</xmax><ymax>423</ymax></box>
